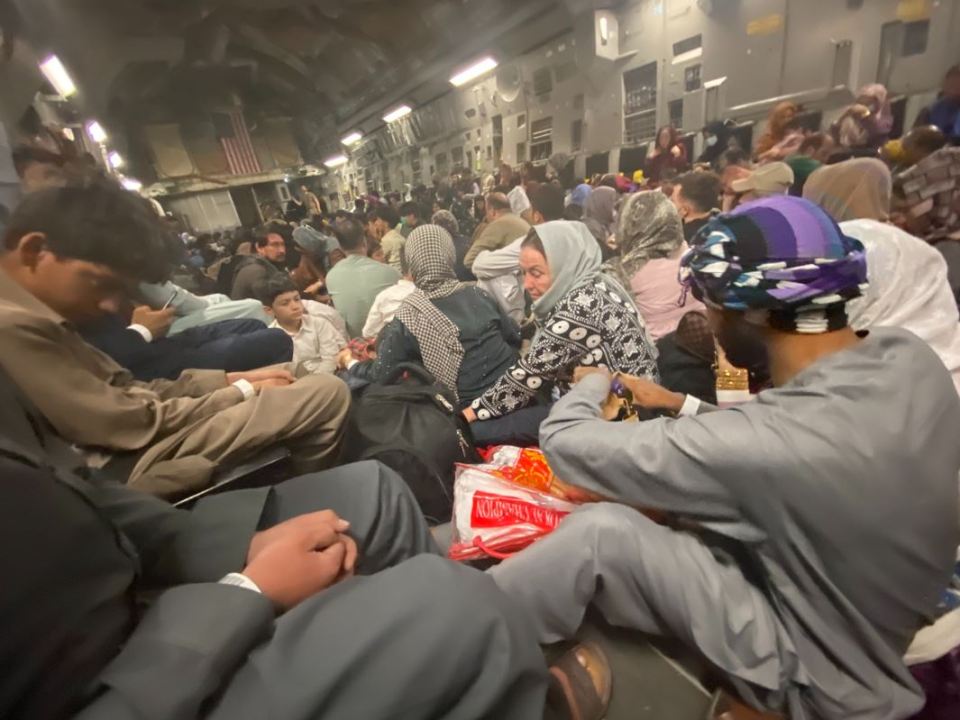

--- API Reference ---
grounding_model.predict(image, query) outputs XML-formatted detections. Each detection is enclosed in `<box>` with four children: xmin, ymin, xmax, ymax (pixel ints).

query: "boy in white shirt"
<box><xmin>258</xmin><ymin>276</ymin><xmax>346</xmax><ymax>375</ymax></box>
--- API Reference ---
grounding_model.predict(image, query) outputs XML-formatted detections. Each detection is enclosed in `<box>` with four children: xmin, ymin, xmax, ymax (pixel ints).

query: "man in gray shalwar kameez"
<box><xmin>490</xmin><ymin>196</ymin><xmax>960</xmax><ymax>719</ymax></box>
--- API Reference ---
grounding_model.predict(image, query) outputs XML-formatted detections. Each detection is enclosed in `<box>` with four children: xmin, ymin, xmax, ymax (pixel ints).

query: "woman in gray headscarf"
<box><xmin>582</xmin><ymin>186</ymin><xmax>618</xmax><ymax>258</ymax></box>
<box><xmin>605</xmin><ymin>191</ymin><xmax>705</xmax><ymax>341</ymax></box>
<box><xmin>346</xmin><ymin>224</ymin><xmax>519</xmax><ymax>408</ymax></box>
<box><xmin>465</xmin><ymin>220</ymin><xmax>659</xmax><ymax>445</ymax></box>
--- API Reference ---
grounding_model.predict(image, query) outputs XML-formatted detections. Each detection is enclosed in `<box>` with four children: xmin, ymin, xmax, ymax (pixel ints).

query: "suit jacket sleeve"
<box><xmin>85</xmin><ymin>473</ymin><xmax>269</xmax><ymax>585</ymax></box>
<box><xmin>74</xmin><ymin>584</ymin><xmax>275</xmax><ymax>720</ymax></box>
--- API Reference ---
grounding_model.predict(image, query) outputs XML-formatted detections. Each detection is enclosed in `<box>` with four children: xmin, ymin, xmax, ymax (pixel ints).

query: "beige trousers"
<box><xmin>128</xmin><ymin>374</ymin><xmax>350</xmax><ymax>499</ymax></box>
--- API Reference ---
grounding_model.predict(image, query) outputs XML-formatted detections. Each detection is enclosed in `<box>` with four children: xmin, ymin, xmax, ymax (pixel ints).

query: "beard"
<box><xmin>715</xmin><ymin>315</ymin><xmax>770</xmax><ymax>374</ymax></box>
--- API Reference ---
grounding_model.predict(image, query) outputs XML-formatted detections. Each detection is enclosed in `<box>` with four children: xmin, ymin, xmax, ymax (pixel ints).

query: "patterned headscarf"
<box><xmin>894</xmin><ymin>146</ymin><xmax>960</xmax><ymax>243</ymax></box>
<box><xmin>396</xmin><ymin>225</ymin><xmax>469</xmax><ymax>397</ymax></box>
<box><xmin>803</xmin><ymin>158</ymin><xmax>892</xmax><ymax>223</ymax></box>
<box><xmin>680</xmin><ymin>196</ymin><xmax>868</xmax><ymax>334</ymax></box>
<box><xmin>532</xmin><ymin>221</ymin><xmax>635</xmax><ymax>320</ymax></box>
<box><xmin>607</xmin><ymin>191</ymin><xmax>685</xmax><ymax>283</ymax></box>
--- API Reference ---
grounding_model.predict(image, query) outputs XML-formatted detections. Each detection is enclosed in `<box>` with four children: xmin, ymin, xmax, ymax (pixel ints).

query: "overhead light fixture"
<box><xmin>62</xmin><ymin>128</ymin><xmax>75</xmax><ymax>141</ymax></box>
<box><xmin>324</xmin><ymin>154</ymin><xmax>349</xmax><ymax>168</ymax></box>
<box><xmin>450</xmin><ymin>56</ymin><xmax>498</xmax><ymax>87</ymax></box>
<box><xmin>599</xmin><ymin>16</ymin><xmax>610</xmax><ymax>45</ymax></box>
<box><xmin>107</xmin><ymin>151</ymin><xmax>124</xmax><ymax>168</ymax></box>
<box><xmin>86</xmin><ymin>120</ymin><xmax>108</xmax><ymax>144</ymax></box>
<box><xmin>39</xmin><ymin>55</ymin><xmax>77</xmax><ymax>97</ymax></box>
<box><xmin>120</xmin><ymin>177</ymin><xmax>142</xmax><ymax>192</ymax></box>
<box><xmin>341</xmin><ymin>131</ymin><xmax>363</xmax><ymax>146</ymax></box>
<box><xmin>383</xmin><ymin>105</ymin><xmax>412</xmax><ymax>123</ymax></box>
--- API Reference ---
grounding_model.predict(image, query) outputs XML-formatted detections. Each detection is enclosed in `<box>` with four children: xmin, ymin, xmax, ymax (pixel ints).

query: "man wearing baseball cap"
<box><xmin>491</xmin><ymin>196</ymin><xmax>960</xmax><ymax>719</ymax></box>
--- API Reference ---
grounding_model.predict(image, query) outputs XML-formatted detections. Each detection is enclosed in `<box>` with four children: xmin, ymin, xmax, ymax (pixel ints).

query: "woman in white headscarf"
<box><xmin>464</xmin><ymin>220</ymin><xmax>659</xmax><ymax>445</ymax></box>
<box><xmin>841</xmin><ymin>219</ymin><xmax>960</xmax><ymax>395</ymax></box>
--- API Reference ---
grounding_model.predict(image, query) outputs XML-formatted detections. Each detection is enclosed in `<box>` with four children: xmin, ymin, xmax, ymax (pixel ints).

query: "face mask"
<box><xmin>706</xmin><ymin>136</ymin><xmax>718</xmax><ymax>147</ymax></box>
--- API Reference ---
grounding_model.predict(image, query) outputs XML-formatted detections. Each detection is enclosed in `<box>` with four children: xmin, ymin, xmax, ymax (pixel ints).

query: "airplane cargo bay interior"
<box><xmin>0</xmin><ymin>0</ymin><xmax>959</xmax><ymax>719</ymax></box>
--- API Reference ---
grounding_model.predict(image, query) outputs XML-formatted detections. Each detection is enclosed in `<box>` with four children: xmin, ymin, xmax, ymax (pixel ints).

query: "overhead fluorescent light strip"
<box><xmin>39</xmin><ymin>55</ymin><xmax>77</xmax><ymax>97</ymax></box>
<box><xmin>341</xmin><ymin>131</ymin><xmax>363</xmax><ymax>146</ymax></box>
<box><xmin>86</xmin><ymin>121</ymin><xmax>108</xmax><ymax>144</ymax></box>
<box><xmin>324</xmin><ymin>154</ymin><xmax>349</xmax><ymax>168</ymax></box>
<box><xmin>383</xmin><ymin>105</ymin><xmax>412</xmax><ymax>123</ymax></box>
<box><xmin>107</xmin><ymin>151</ymin><xmax>124</xmax><ymax>168</ymax></box>
<box><xmin>120</xmin><ymin>177</ymin><xmax>142</xmax><ymax>192</ymax></box>
<box><xmin>450</xmin><ymin>57</ymin><xmax>498</xmax><ymax>87</ymax></box>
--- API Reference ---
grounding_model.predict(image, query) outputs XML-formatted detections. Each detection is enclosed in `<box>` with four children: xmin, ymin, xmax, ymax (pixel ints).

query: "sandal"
<box><xmin>546</xmin><ymin>641</ymin><xmax>612</xmax><ymax>720</ymax></box>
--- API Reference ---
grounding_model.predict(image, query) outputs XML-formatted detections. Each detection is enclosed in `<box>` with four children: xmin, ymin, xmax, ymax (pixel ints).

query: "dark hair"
<box><xmin>2</xmin><ymin>179</ymin><xmax>177</xmax><ymax>283</ymax></box>
<box><xmin>676</xmin><ymin>172</ymin><xmax>722</xmax><ymax>213</ymax></box>
<box><xmin>334</xmin><ymin>216</ymin><xmax>366</xmax><ymax>251</ymax></box>
<box><xmin>722</xmin><ymin>148</ymin><xmax>751</xmax><ymax>167</ymax></box>
<box><xmin>11</xmin><ymin>145</ymin><xmax>64</xmax><ymax>177</ymax></box>
<box><xmin>399</xmin><ymin>244</ymin><xmax>410</xmax><ymax>276</ymax></box>
<box><xmin>399</xmin><ymin>201</ymin><xmax>421</xmax><ymax>219</ymax></box>
<box><xmin>529</xmin><ymin>183</ymin><xmax>565</xmax><ymax>221</ymax></box>
<box><xmin>904</xmin><ymin>126</ymin><xmax>948</xmax><ymax>157</ymax></box>
<box><xmin>486</xmin><ymin>192</ymin><xmax>511</xmax><ymax>212</ymax></box>
<box><xmin>520</xmin><ymin>227</ymin><xmax>545</xmax><ymax>255</ymax></box>
<box><xmin>563</xmin><ymin>204</ymin><xmax>583</xmax><ymax>220</ymax></box>
<box><xmin>255</xmin><ymin>274</ymin><xmax>299</xmax><ymax>306</ymax></box>
<box><xmin>254</xmin><ymin>228</ymin><xmax>280</xmax><ymax>249</ymax></box>
<box><xmin>371</xmin><ymin>204</ymin><xmax>400</xmax><ymax>228</ymax></box>
<box><xmin>799</xmin><ymin>132</ymin><xmax>827</xmax><ymax>156</ymax></box>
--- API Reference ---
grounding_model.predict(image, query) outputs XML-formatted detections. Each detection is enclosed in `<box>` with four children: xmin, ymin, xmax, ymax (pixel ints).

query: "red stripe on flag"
<box><xmin>220</xmin><ymin>110</ymin><xmax>261</xmax><ymax>176</ymax></box>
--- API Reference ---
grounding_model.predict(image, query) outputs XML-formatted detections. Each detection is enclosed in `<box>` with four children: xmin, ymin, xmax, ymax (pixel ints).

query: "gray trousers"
<box><xmin>489</xmin><ymin>503</ymin><xmax>803</xmax><ymax>715</ymax></box>
<box><xmin>210</xmin><ymin>462</ymin><xmax>549</xmax><ymax>720</ymax></box>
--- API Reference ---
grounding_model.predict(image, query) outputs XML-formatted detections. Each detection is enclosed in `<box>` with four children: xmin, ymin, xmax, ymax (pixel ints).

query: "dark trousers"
<box><xmin>86</xmin><ymin>318</ymin><xmax>293</xmax><ymax>381</ymax></box>
<box><xmin>470</xmin><ymin>404</ymin><xmax>552</xmax><ymax>448</ymax></box>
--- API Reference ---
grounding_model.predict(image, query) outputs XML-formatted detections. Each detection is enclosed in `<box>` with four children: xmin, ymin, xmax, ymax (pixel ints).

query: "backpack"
<box><xmin>214</xmin><ymin>254</ymin><xmax>259</xmax><ymax>296</ymax></box>
<box><xmin>340</xmin><ymin>363</ymin><xmax>481</xmax><ymax>525</ymax></box>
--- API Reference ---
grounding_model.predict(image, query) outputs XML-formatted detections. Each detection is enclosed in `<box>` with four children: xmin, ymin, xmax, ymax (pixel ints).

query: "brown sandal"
<box><xmin>546</xmin><ymin>641</ymin><xmax>612</xmax><ymax>720</ymax></box>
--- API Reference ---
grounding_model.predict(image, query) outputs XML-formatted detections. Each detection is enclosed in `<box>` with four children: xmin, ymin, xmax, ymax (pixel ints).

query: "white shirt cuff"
<box><xmin>127</xmin><ymin>324</ymin><xmax>153</xmax><ymax>343</ymax></box>
<box><xmin>679</xmin><ymin>394</ymin><xmax>702</xmax><ymax>417</ymax></box>
<box><xmin>232</xmin><ymin>379</ymin><xmax>256</xmax><ymax>399</ymax></box>
<box><xmin>219</xmin><ymin>572</ymin><xmax>261</xmax><ymax>594</ymax></box>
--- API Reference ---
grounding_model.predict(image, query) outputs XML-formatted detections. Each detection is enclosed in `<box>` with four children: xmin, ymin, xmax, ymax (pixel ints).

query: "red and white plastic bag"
<box><xmin>448</xmin><ymin>447</ymin><xmax>577</xmax><ymax>562</ymax></box>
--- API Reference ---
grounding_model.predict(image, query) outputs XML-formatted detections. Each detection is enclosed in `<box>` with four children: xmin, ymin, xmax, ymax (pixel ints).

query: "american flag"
<box><xmin>215</xmin><ymin>109</ymin><xmax>261</xmax><ymax>176</ymax></box>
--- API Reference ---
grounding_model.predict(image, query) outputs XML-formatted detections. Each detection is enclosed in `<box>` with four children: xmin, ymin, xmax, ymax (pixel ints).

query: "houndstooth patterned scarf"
<box><xmin>396</xmin><ymin>225</ymin><xmax>469</xmax><ymax>398</ymax></box>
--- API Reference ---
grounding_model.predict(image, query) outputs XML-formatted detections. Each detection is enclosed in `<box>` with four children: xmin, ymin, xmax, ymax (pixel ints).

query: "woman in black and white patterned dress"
<box><xmin>464</xmin><ymin>220</ymin><xmax>659</xmax><ymax>446</ymax></box>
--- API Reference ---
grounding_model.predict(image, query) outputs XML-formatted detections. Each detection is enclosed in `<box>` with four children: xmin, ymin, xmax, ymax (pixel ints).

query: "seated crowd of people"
<box><xmin>2</xmin><ymin>66</ymin><xmax>960</xmax><ymax>720</ymax></box>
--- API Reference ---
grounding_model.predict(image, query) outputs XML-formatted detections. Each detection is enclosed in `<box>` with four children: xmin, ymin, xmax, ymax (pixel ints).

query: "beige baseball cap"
<box><xmin>731</xmin><ymin>162</ymin><xmax>795</xmax><ymax>195</ymax></box>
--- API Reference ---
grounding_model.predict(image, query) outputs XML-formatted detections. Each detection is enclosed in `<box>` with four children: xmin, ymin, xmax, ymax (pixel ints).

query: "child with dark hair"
<box><xmin>257</xmin><ymin>275</ymin><xmax>346</xmax><ymax>375</ymax></box>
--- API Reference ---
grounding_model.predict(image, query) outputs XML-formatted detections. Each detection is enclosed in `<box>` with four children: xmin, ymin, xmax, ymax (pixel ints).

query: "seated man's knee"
<box><xmin>398</xmin><ymin>555</ymin><xmax>527</xmax><ymax>630</ymax></box>
<box><xmin>562</xmin><ymin>503</ymin><xmax>654</xmax><ymax>551</ymax></box>
<box><xmin>298</xmin><ymin>373</ymin><xmax>351</xmax><ymax>408</ymax></box>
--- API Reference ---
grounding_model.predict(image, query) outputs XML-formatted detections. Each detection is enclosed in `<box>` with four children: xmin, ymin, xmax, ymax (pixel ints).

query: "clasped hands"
<box><xmin>243</xmin><ymin>510</ymin><xmax>358</xmax><ymax>611</ymax></box>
